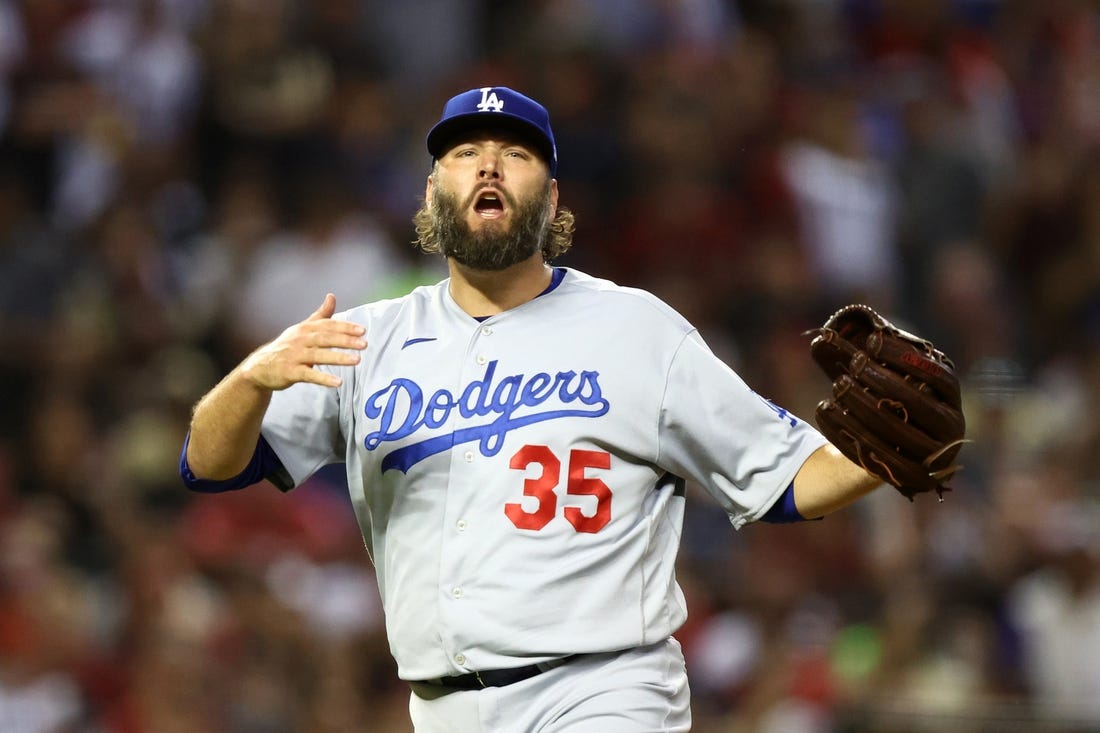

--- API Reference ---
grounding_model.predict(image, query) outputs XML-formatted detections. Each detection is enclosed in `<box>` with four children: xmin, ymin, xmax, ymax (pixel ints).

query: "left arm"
<box><xmin>791</xmin><ymin>443</ymin><xmax>882</xmax><ymax>519</ymax></box>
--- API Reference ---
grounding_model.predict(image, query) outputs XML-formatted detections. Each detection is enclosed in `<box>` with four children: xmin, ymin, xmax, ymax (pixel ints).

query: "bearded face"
<box><xmin>423</xmin><ymin>178</ymin><xmax>553</xmax><ymax>271</ymax></box>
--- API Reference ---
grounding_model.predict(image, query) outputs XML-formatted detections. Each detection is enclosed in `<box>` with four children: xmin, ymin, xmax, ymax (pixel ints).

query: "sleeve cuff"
<box><xmin>178</xmin><ymin>431</ymin><xmax>293</xmax><ymax>493</ymax></box>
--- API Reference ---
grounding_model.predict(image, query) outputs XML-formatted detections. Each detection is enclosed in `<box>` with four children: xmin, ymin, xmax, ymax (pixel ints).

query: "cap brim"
<box><xmin>426</xmin><ymin>113</ymin><xmax>556</xmax><ymax>173</ymax></box>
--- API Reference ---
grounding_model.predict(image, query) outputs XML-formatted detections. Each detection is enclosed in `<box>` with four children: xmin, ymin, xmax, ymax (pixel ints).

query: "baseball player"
<box><xmin>180</xmin><ymin>87</ymin><xmax>948</xmax><ymax>732</ymax></box>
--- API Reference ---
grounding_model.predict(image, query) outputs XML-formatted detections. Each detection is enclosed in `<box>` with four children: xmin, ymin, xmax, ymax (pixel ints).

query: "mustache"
<box><xmin>425</xmin><ymin>178</ymin><xmax>550</xmax><ymax>271</ymax></box>
<box><xmin>463</xmin><ymin>183</ymin><xmax>517</xmax><ymax>210</ymax></box>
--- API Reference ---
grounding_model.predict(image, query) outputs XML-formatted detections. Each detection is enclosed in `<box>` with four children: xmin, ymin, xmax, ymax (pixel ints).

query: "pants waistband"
<box><xmin>413</xmin><ymin>655</ymin><xmax>576</xmax><ymax>690</ymax></box>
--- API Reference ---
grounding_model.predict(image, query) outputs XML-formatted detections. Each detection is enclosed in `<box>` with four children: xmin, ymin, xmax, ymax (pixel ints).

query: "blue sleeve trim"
<box><xmin>760</xmin><ymin>482</ymin><xmax>806</xmax><ymax>523</ymax></box>
<box><xmin>179</xmin><ymin>432</ymin><xmax>293</xmax><ymax>493</ymax></box>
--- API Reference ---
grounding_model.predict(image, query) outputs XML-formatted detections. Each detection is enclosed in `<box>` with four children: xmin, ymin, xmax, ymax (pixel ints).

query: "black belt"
<box><xmin>415</xmin><ymin>656</ymin><xmax>575</xmax><ymax>690</ymax></box>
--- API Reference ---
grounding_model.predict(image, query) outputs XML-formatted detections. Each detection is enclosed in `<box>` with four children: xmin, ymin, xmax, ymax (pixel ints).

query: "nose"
<box><xmin>478</xmin><ymin>151</ymin><xmax>501</xmax><ymax>179</ymax></box>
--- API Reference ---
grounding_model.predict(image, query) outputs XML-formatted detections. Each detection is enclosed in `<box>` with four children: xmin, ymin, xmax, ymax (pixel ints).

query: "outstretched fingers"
<box><xmin>240</xmin><ymin>294</ymin><xmax>368</xmax><ymax>390</ymax></box>
<box><xmin>303</xmin><ymin>322</ymin><xmax>368</xmax><ymax>350</ymax></box>
<box><xmin>291</xmin><ymin>363</ymin><xmax>345</xmax><ymax>388</ymax></box>
<box><xmin>291</xmin><ymin>318</ymin><xmax>368</xmax><ymax>387</ymax></box>
<box><xmin>303</xmin><ymin>343</ymin><xmax>364</xmax><ymax>367</ymax></box>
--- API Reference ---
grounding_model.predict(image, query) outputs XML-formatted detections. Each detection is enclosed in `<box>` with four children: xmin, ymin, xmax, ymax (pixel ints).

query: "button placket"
<box><xmin>438</xmin><ymin>318</ymin><xmax>498</xmax><ymax>666</ymax></box>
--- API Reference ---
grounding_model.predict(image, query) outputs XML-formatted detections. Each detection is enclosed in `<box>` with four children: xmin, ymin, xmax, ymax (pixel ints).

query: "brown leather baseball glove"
<box><xmin>807</xmin><ymin>304</ymin><xmax>967</xmax><ymax>500</ymax></box>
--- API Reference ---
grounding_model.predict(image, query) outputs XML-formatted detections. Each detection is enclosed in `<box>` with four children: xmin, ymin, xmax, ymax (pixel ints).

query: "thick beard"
<box><xmin>428</xmin><ymin>180</ymin><xmax>552</xmax><ymax>271</ymax></box>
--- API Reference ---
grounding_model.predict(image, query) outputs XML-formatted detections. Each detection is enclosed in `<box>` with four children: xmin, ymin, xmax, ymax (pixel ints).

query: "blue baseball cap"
<box><xmin>426</xmin><ymin>86</ymin><xmax>558</xmax><ymax>176</ymax></box>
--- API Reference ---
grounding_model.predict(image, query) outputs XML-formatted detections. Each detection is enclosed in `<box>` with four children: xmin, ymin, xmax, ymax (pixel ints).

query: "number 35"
<box><xmin>504</xmin><ymin>445</ymin><xmax>612</xmax><ymax>533</ymax></box>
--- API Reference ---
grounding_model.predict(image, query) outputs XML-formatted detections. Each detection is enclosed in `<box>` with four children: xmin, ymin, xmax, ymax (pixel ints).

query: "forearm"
<box><xmin>186</xmin><ymin>366</ymin><xmax>273</xmax><ymax>480</ymax></box>
<box><xmin>183</xmin><ymin>294</ymin><xmax>366</xmax><ymax>481</ymax></box>
<box><xmin>791</xmin><ymin>443</ymin><xmax>883</xmax><ymax>519</ymax></box>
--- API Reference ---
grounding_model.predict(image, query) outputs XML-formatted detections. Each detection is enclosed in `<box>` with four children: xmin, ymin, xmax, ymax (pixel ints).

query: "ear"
<box><xmin>424</xmin><ymin>174</ymin><xmax>434</xmax><ymax>205</ymax></box>
<box><xmin>549</xmin><ymin>178</ymin><xmax>559</xmax><ymax>220</ymax></box>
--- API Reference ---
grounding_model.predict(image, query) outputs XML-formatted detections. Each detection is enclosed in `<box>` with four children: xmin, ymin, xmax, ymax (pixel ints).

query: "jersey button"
<box><xmin>463</xmin><ymin>450</ymin><xmax>474</xmax><ymax>463</ymax></box>
<box><xmin>476</xmin><ymin>354</ymin><xmax>488</xmax><ymax>365</ymax></box>
<box><xmin>456</xmin><ymin>519</ymin><xmax>467</xmax><ymax>532</ymax></box>
<box><xmin>452</xmin><ymin>587</ymin><xmax>463</xmax><ymax>599</ymax></box>
<box><xmin>481</xmin><ymin>326</ymin><xmax>493</xmax><ymax>336</ymax></box>
<box><xmin>455</xmin><ymin>654</ymin><xmax>467</xmax><ymax>666</ymax></box>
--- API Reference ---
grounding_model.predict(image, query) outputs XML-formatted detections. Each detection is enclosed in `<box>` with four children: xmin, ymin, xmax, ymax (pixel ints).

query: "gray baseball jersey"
<box><xmin>259</xmin><ymin>267</ymin><xmax>827</xmax><ymax>681</ymax></box>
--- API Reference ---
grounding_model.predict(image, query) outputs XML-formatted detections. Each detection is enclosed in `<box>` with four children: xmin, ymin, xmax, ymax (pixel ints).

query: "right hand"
<box><xmin>239</xmin><ymin>293</ymin><xmax>366</xmax><ymax>390</ymax></box>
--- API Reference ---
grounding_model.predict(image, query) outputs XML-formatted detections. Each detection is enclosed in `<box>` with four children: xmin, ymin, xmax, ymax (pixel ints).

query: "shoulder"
<box><xmin>552</xmin><ymin>268</ymin><xmax>695</xmax><ymax>334</ymax></box>
<box><xmin>334</xmin><ymin>278</ymin><xmax>449</xmax><ymax>326</ymax></box>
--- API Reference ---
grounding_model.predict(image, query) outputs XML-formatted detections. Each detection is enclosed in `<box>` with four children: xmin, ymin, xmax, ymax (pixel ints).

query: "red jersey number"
<box><xmin>504</xmin><ymin>445</ymin><xmax>612</xmax><ymax>533</ymax></box>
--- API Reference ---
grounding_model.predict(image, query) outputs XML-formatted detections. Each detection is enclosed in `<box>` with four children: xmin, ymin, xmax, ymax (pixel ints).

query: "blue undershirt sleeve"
<box><xmin>760</xmin><ymin>482</ymin><xmax>807</xmax><ymax>523</ymax></box>
<box><xmin>178</xmin><ymin>431</ymin><xmax>293</xmax><ymax>493</ymax></box>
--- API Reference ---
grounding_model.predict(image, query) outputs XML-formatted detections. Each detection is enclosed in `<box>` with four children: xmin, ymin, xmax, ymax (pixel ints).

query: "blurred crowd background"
<box><xmin>1</xmin><ymin>0</ymin><xmax>1098</xmax><ymax>731</ymax></box>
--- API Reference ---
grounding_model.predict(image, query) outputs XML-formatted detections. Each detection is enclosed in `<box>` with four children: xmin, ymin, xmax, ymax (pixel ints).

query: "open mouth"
<box><xmin>474</xmin><ymin>191</ymin><xmax>506</xmax><ymax>219</ymax></box>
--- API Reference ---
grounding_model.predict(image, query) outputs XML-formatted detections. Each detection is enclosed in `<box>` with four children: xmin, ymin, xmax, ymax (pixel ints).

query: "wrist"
<box><xmin>236</xmin><ymin>353</ymin><xmax>281</xmax><ymax>394</ymax></box>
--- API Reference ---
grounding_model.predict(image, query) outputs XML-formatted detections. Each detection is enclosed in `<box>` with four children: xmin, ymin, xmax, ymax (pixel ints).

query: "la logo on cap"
<box><xmin>475</xmin><ymin>87</ymin><xmax>505</xmax><ymax>113</ymax></box>
<box><xmin>426</xmin><ymin>85</ymin><xmax>558</xmax><ymax>175</ymax></box>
